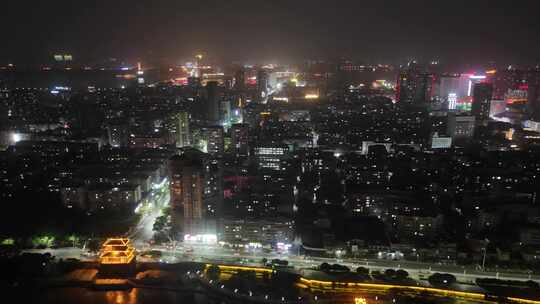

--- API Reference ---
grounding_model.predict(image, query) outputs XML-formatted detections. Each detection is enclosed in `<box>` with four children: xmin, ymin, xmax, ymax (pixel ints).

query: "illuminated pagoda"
<box><xmin>99</xmin><ymin>238</ymin><xmax>136</xmax><ymax>275</ymax></box>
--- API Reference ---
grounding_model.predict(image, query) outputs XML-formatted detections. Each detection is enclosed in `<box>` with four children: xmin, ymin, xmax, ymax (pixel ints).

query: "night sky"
<box><xmin>2</xmin><ymin>0</ymin><xmax>540</xmax><ymax>65</ymax></box>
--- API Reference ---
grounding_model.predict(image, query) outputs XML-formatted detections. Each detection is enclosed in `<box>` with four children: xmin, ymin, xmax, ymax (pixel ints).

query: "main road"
<box><xmin>151</xmin><ymin>244</ymin><xmax>540</xmax><ymax>283</ymax></box>
<box><xmin>128</xmin><ymin>178</ymin><xmax>170</xmax><ymax>247</ymax></box>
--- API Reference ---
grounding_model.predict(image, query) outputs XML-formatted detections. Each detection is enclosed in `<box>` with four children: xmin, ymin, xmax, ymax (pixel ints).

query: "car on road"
<box><xmin>81</xmin><ymin>251</ymin><xmax>98</xmax><ymax>258</ymax></box>
<box><xmin>140</xmin><ymin>250</ymin><xmax>162</xmax><ymax>259</ymax></box>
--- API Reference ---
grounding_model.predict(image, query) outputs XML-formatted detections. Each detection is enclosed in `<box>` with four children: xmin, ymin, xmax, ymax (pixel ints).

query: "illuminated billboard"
<box><xmin>184</xmin><ymin>234</ymin><xmax>217</xmax><ymax>244</ymax></box>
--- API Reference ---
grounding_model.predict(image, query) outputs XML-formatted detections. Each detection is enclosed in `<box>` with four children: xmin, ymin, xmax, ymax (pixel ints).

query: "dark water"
<box><xmin>28</xmin><ymin>288</ymin><xmax>214</xmax><ymax>304</ymax></box>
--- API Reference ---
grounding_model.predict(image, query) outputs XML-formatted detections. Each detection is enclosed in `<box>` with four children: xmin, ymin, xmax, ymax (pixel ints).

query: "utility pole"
<box><xmin>482</xmin><ymin>247</ymin><xmax>487</xmax><ymax>271</ymax></box>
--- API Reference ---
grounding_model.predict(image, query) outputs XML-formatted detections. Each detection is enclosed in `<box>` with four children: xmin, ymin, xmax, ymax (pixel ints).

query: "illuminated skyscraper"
<box><xmin>169</xmin><ymin>150</ymin><xmax>204</xmax><ymax>235</ymax></box>
<box><xmin>471</xmin><ymin>82</ymin><xmax>493</xmax><ymax>122</ymax></box>
<box><xmin>169</xmin><ymin>148</ymin><xmax>222</xmax><ymax>236</ymax></box>
<box><xmin>174</xmin><ymin>112</ymin><xmax>191</xmax><ymax>148</ymax></box>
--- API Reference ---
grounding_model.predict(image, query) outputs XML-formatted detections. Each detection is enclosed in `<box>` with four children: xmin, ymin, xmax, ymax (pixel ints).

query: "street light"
<box><xmin>12</xmin><ymin>133</ymin><xmax>22</xmax><ymax>143</ymax></box>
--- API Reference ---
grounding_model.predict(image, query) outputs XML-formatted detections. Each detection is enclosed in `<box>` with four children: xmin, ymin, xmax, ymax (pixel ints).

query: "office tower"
<box><xmin>206</xmin><ymin>81</ymin><xmax>220</xmax><ymax>124</ymax></box>
<box><xmin>234</xmin><ymin>68</ymin><xmax>245</xmax><ymax>91</ymax></box>
<box><xmin>169</xmin><ymin>150</ymin><xmax>205</xmax><ymax>235</ymax></box>
<box><xmin>174</xmin><ymin>112</ymin><xmax>191</xmax><ymax>148</ymax></box>
<box><xmin>447</xmin><ymin>113</ymin><xmax>475</xmax><ymax>139</ymax></box>
<box><xmin>257</xmin><ymin>69</ymin><xmax>269</xmax><ymax>101</ymax></box>
<box><xmin>231</xmin><ymin>123</ymin><xmax>249</xmax><ymax>157</ymax></box>
<box><xmin>471</xmin><ymin>82</ymin><xmax>493</xmax><ymax>122</ymax></box>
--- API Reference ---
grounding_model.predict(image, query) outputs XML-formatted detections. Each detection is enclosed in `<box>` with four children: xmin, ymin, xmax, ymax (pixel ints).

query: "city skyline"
<box><xmin>4</xmin><ymin>2</ymin><xmax>540</xmax><ymax>303</ymax></box>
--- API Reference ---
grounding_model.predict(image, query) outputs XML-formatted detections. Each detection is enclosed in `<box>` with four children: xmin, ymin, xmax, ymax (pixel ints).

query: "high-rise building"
<box><xmin>206</xmin><ymin>81</ymin><xmax>220</xmax><ymax>124</ymax></box>
<box><xmin>257</xmin><ymin>69</ymin><xmax>269</xmax><ymax>102</ymax></box>
<box><xmin>234</xmin><ymin>68</ymin><xmax>245</xmax><ymax>91</ymax></box>
<box><xmin>174</xmin><ymin>112</ymin><xmax>191</xmax><ymax>148</ymax></box>
<box><xmin>447</xmin><ymin>113</ymin><xmax>475</xmax><ymax>139</ymax></box>
<box><xmin>396</xmin><ymin>62</ymin><xmax>432</xmax><ymax>104</ymax></box>
<box><xmin>231</xmin><ymin>123</ymin><xmax>249</xmax><ymax>157</ymax></box>
<box><xmin>471</xmin><ymin>82</ymin><xmax>493</xmax><ymax>122</ymax></box>
<box><xmin>169</xmin><ymin>150</ymin><xmax>205</xmax><ymax>235</ymax></box>
<box><xmin>195</xmin><ymin>126</ymin><xmax>224</xmax><ymax>156</ymax></box>
<box><xmin>438</xmin><ymin>74</ymin><xmax>461</xmax><ymax>109</ymax></box>
<box><xmin>169</xmin><ymin>148</ymin><xmax>223</xmax><ymax>237</ymax></box>
<box><xmin>203</xmin><ymin>157</ymin><xmax>223</xmax><ymax>221</ymax></box>
<box><xmin>220</xmin><ymin>98</ymin><xmax>231</xmax><ymax>128</ymax></box>
<box><xmin>396</xmin><ymin>68</ymin><xmax>415</xmax><ymax>103</ymax></box>
<box><xmin>415</xmin><ymin>73</ymin><xmax>435</xmax><ymax>104</ymax></box>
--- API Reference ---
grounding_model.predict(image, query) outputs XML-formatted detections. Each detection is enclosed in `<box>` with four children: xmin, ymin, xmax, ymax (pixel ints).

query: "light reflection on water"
<box><xmin>39</xmin><ymin>287</ymin><xmax>201</xmax><ymax>304</ymax></box>
<box><xmin>105</xmin><ymin>289</ymin><xmax>137</xmax><ymax>304</ymax></box>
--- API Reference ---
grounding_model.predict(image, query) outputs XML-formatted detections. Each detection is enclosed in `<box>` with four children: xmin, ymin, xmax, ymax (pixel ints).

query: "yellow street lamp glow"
<box><xmin>203</xmin><ymin>264</ymin><xmax>540</xmax><ymax>304</ymax></box>
<box><xmin>305</xmin><ymin>94</ymin><xmax>319</xmax><ymax>99</ymax></box>
<box><xmin>354</xmin><ymin>297</ymin><xmax>367</xmax><ymax>304</ymax></box>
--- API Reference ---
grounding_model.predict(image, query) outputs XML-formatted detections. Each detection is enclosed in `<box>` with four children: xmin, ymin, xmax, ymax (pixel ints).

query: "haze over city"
<box><xmin>2</xmin><ymin>0</ymin><xmax>540</xmax><ymax>65</ymax></box>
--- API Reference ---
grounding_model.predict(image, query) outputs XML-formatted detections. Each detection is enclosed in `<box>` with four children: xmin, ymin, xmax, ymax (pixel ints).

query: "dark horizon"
<box><xmin>2</xmin><ymin>0</ymin><xmax>540</xmax><ymax>66</ymax></box>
